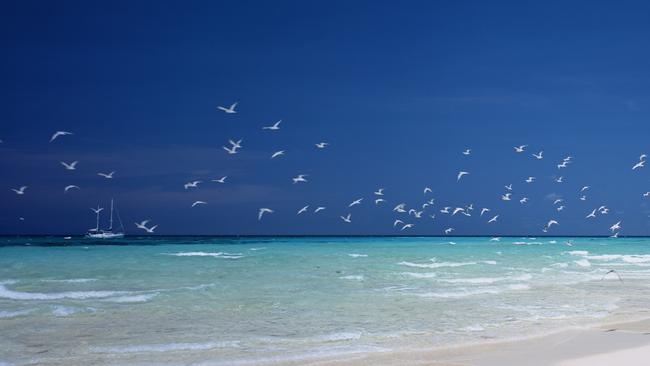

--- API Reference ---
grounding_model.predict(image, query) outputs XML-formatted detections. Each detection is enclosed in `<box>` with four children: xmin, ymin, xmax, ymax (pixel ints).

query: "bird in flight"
<box><xmin>315</xmin><ymin>142</ymin><xmax>329</xmax><ymax>149</ymax></box>
<box><xmin>480</xmin><ymin>208</ymin><xmax>490</xmax><ymax>216</ymax></box>
<box><xmin>223</xmin><ymin>145</ymin><xmax>239</xmax><ymax>155</ymax></box>
<box><xmin>212</xmin><ymin>176</ymin><xmax>227</xmax><ymax>183</ymax></box>
<box><xmin>135</xmin><ymin>220</ymin><xmax>157</xmax><ymax>233</ymax></box>
<box><xmin>525</xmin><ymin>177</ymin><xmax>535</xmax><ymax>183</ymax></box>
<box><xmin>262</xmin><ymin>120</ymin><xmax>282</xmax><ymax>131</ymax></box>
<box><xmin>271</xmin><ymin>150</ymin><xmax>285</xmax><ymax>159</ymax></box>
<box><xmin>349</xmin><ymin>198</ymin><xmax>363</xmax><ymax>207</ymax></box>
<box><xmin>394</xmin><ymin>219</ymin><xmax>404</xmax><ymax>227</ymax></box>
<box><xmin>98</xmin><ymin>171</ymin><xmax>115</xmax><ymax>179</ymax></box>
<box><xmin>633</xmin><ymin>160</ymin><xmax>645</xmax><ymax>170</ymax></box>
<box><xmin>514</xmin><ymin>145</ymin><xmax>527</xmax><ymax>153</ymax></box>
<box><xmin>501</xmin><ymin>193</ymin><xmax>512</xmax><ymax>201</ymax></box>
<box><xmin>184</xmin><ymin>181</ymin><xmax>202</xmax><ymax>189</ymax></box>
<box><xmin>424</xmin><ymin>187</ymin><xmax>432</xmax><ymax>195</ymax></box>
<box><xmin>520</xmin><ymin>197</ymin><xmax>529</xmax><ymax>204</ymax></box>
<box><xmin>258</xmin><ymin>208</ymin><xmax>274</xmax><ymax>220</ymax></box>
<box><xmin>488</xmin><ymin>215</ymin><xmax>499</xmax><ymax>223</ymax></box>
<box><xmin>191</xmin><ymin>201</ymin><xmax>207</xmax><ymax>207</ymax></box>
<box><xmin>50</xmin><ymin>131</ymin><xmax>73</xmax><ymax>143</ymax></box>
<box><xmin>505</xmin><ymin>184</ymin><xmax>513</xmax><ymax>191</ymax></box>
<box><xmin>374</xmin><ymin>188</ymin><xmax>384</xmax><ymax>196</ymax></box>
<box><xmin>292</xmin><ymin>174</ymin><xmax>308</xmax><ymax>184</ymax></box>
<box><xmin>462</xmin><ymin>148</ymin><xmax>471</xmax><ymax>155</ymax></box>
<box><xmin>555</xmin><ymin>176</ymin><xmax>564</xmax><ymax>183</ymax></box>
<box><xmin>340</xmin><ymin>214</ymin><xmax>352</xmax><ymax>223</ymax></box>
<box><xmin>217</xmin><ymin>102</ymin><xmax>238</xmax><ymax>114</ymax></box>
<box><xmin>314</xmin><ymin>207</ymin><xmax>326</xmax><ymax>213</ymax></box>
<box><xmin>60</xmin><ymin>161</ymin><xmax>78</xmax><ymax>170</ymax></box>
<box><xmin>581</xmin><ymin>186</ymin><xmax>590</xmax><ymax>192</ymax></box>
<box><xmin>532</xmin><ymin>151</ymin><xmax>544</xmax><ymax>159</ymax></box>
<box><xmin>610</xmin><ymin>221</ymin><xmax>622</xmax><ymax>232</ymax></box>
<box><xmin>401</xmin><ymin>223</ymin><xmax>414</xmax><ymax>230</ymax></box>
<box><xmin>586</xmin><ymin>209</ymin><xmax>597</xmax><ymax>218</ymax></box>
<box><xmin>64</xmin><ymin>185</ymin><xmax>79</xmax><ymax>193</ymax></box>
<box><xmin>297</xmin><ymin>205</ymin><xmax>309</xmax><ymax>215</ymax></box>
<box><xmin>457</xmin><ymin>171</ymin><xmax>469</xmax><ymax>181</ymax></box>
<box><xmin>444</xmin><ymin>228</ymin><xmax>454</xmax><ymax>235</ymax></box>
<box><xmin>11</xmin><ymin>186</ymin><xmax>28</xmax><ymax>195</ymax></box>
<box><xmin>375</xmin><ymin>198</ymin><xmax>385</xmax><ymax>205</ymax></box>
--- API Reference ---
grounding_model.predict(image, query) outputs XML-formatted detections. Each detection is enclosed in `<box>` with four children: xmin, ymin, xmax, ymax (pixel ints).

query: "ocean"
<box><xmin>1</xmin><ymin>236</ymin><xmax>650</xmax><ymax>365</ymax></box>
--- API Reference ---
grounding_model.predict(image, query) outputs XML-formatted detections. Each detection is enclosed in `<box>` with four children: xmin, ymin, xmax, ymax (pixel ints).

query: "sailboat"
<box><xmin>85</xmin><ymin>198</ymin><xmax>125</xmax><ymax>239</ymax></box>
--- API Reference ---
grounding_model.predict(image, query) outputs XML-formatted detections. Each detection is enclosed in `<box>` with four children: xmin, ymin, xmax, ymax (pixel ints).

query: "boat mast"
<box><xmin>95</xmin><ymin>206</ymin><xmax>101</xmax><ymax>231</ymax></box>
<box><xmin>109</xmin><ymin>198</ymin><xmax>114</xmax><ymax>231</ymax></box>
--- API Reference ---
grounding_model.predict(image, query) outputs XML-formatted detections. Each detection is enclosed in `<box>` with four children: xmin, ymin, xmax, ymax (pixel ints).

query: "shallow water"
<box><xmin>1</xmin><ymin>236</ymin><xmax>650</xmax><ymax>365</ymax></box>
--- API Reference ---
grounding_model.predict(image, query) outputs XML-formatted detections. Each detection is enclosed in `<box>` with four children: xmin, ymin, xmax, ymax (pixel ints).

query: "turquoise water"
<box><xmin>2</xmin><ymin>236</ymin><xmax>650</xmax><ymax>365</ymax></box>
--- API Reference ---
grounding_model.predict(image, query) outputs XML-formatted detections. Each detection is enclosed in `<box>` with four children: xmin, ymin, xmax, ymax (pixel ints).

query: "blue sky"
<box><xmin>1</xmin><ymin>1</ymin><xmax>650</xmax><ymax>235</ymax></box>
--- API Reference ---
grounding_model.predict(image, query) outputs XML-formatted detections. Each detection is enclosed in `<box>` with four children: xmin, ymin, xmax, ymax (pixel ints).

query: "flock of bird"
<box><xmin>4</xmin><ymin>103</ymin><xmax>649</xmax><ymax>236</ymax></box>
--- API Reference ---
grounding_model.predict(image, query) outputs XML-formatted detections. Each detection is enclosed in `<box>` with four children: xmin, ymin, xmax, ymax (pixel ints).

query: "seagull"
<box><xmin>340</xmin><ymin>214</ymin><xmax>352</xmax><ymax>223</ymax></box>
<box><xmin>91</xmin><ymin>206</ymin><xmax>104</xmax><ymax>215</ymax></box>
<box><xmin>297</xmin><ymin>205</ymin><xmax>309</xmax><ymax>215</ymax></box>
<box><xmin>532</xmin><ymin>151</ymin><xmax>543</xmax><ymax>159</ymax></box>
<box><xmin>457</xmin><ymin>171</ymin><xmax>469</xmax><ymax>181</ymax></box>
<box><xmin>462</xmin><ymin>148</ymin><xmax>471</xmax><ymax>155</ymax></box>
<box><xmin>394</xmin><ymin>203</ymin><xmax>407</xmax><ymax>212</ymax></box>
<box><xmin>480</xmin><ymin>208</ymin><xmax>490</xmax><ymax>216</ymax></box>
<box><xmin>579</xmin><ymin>195</ymin><xmax>587</xmax><ymax>201</ymax></box>
<box><xmin>223</xmin><ymin>145</ymin><xmax>239</xmax><ymax>154</ymax></box>
<box><xmin>586</xmin><ymin>209</ymin><xmax>597</xmax><ymax>218</ymax></box>
<box><xmin>60</xmin><ymin>161</ymin><xmax>78</xmax><ymax>170</ymax></box>
<box><xmin>610</xmin><ymin>221</ymin><xmax>622</xmax><ymax>232</ymax></box>
<box><xmin>374</xmin><ymin>188</ymin><xmax>385</xmax><ymax>196</ymax></box>
<box><xmin>546</xmin><ymin>220</ymin><xmax>559</xmax><ymax>229</ymax></box>
<box><xmin>191</xmin><ymin>201</ymin><xmax>207</xmax><ymax>207</ymax></box>
<box><xmin>64</xmin><ymin>185</ymin><xmax>79</xmax><ymax>193</ymax></box>
<box><xmin>292</xmin><ymin>174</ymin><xmax>308</xmax><ymax>184</ymax></box>
<box><xmin>424</xmin><ymin>187</ymin><xmax>433</xmax><ymax>195</ymax></box>
<box><xmin>50</xmin><ymin>131</ymin><xmax>73</xmax><ymax>142</ymax></box>
<box><xmin>640</xmin><ymin>154</ymin><xmax>647</xmax><ymax>161</ymax></box>
<box><xmin>555</xmin><ymin>176</ymin><xmax>564</xmax><ymax>183</ymax></box>
<box><xmin>228</xmin><ymin>139</ymin><xmax>243</xmax><ymax>149</ymax></box>
<box><xmin>505</xmin><ymin>184</ymin><xmax>513</xmax><ymax>191</ymax></box>
<box><xmin>217</xmin><ymin>102</ymin><xmax>238</xmax><ymax>114</ymax></box>
<box><xmin>452</xmin><ymin>207</ymin><xmax>465</xmax><ymax>216</ymax></box>
<box><xmin>501</xmin><ymin>193</ymin><xmax>512</xmax><ymax>201</ymax></box>
<box><xmin>514</xmin><ymin>145</ymin><xmax>527</xmax><ymax>153</ymax></box>
<box><xmin>212</xmin><ymin>176</ymin><xmax>227</xmax><ymax>183</ymax></box>
<box><xmin>556</xmin><ymin>205</ymin><xmax>565</xmax><ymax>211</ymax></box>
<box><xmin>315</xmin><ymin>142</ymin><xmax>329</xmax><ymax>149</ymax></box>
<box><xmin>488</xmin><ymin>215</ymin><xmax>499</xmax><ymax>223</ymax></box>
<box><xmin>444</xmin><ymin>228</ymin><xmax>454</xmax><ymax>235</ymax></box>
<box><xmin>393</xmin><ymin>219</ymin><xmax>404</xmax><ymax>227</ymax></box>
<box><xmin>135</xmin><ymin>220</ymin><xmax>157</xmax><ymax>233</ymax></box>
<box><xmin>581</xmin><ymin>186</ymin><xmax>590</xmax><ymax>192</ymax></box>
<box><xmin>600</xmin><ymin>207</ymin><xmax>610</xmax><ymax>214</ymax></box>
<box><xmin>314</xmin><ymin>207</ymin><xmax>326</xmax><ymax>213</ymax></box>
<box><xmin>557</xmin><ymin>161</ymin><xmax>569</xmax><ymax>169</ymax></box>
<box><xmin>11</xmin><ymin>186</ymin><xmax>28</xmax><ymax>195</ymax></box>
<box><xmin>644</xmin><ymin>192</ymin><xmax>650</xmax><ymax>197</ymax></box>
<box><xmin>520</xmin><ymin>197</ymin><xmax>529</xmax><ymax>204</ymax></box>
<box><xmin>184</xmin><ymin>181</ymin><xmax>202</xmax><ymax>189</ymax></box>
<box><xmin>429</xmin><ymin>214</ymin><xmax>436</xmax><ymax>220</ymax></box>
<box><xmin>98</xmin><ymin>171</ymin><xmax>115</xmax><ymax>179</ymax></box>
<box><xmin>134</xmin><ymin>220</ymin><xmax>150</xmax><ymax>229</ymax></box>
<box><xmin>525</xmin><ymin>177</ymin><xmax>535</xmax><ymax>183</ymax></box>
<box><xmin>262</xmin><ymin>120</ymin><xmax>282</xmax><ymax>130</ymax></box>
<box><xmin>349</xmin><ymin>198</ymin><xmax>363</xmax><ymax>207</ymax></box>
<box><xmin>401</xmin><ymin>223</ymin><xmax>414</xmax><ymax>230</ymax></box>
<box><xmin>601</xmin><ymin>269</ymin><xmax>623</xmax><ymax>282</ymax></box>
<box><xmin>440</xmin><ymin>207</ymin><xmax>451</xmax><ymax>214</ymax></box>
<box><xmin>633</xmin><ymin>160</ymin><xmax>645</xmax><ymax>170</ymax></box>
<box><xmin>271</xmin><ymin>150</ymin><xmax>285</xmax><ymax>159</ymax></box>
<box><xmin>258</xmin><ymin>208</ymin><xmax>274</xmax><ymax>221</ymax></box>
<box><xmin>553</xmin><ymin>199</ymin><xmax>564</xmax><ymax>205</ymax></box>
<box><xmin>375</xmin><ymin>198</ymin><xmax>385</xmax><ymax>205</ymax></box>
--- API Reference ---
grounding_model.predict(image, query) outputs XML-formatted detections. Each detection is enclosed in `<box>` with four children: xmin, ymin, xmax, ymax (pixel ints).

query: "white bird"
<box><xmin>212</xmin><ymin>176</ymin><xmax>227</xmax><ymax>183</ymax></box>
<box><xmin>340</xmin><ymin>214</ymin><xmax>352</xmax><ymax>223</ymax></box>
<box><xmin>134</xmin><ymin>219</ymin><xmax>150</xmax><ymax>229</ymax></box>
<box><xmin>394</xmin><ymin>203</ymin><xmax>407</xmax><ymax>212</ymax></box>
<box><xmin>556</xmin><ymin>205</ymin><xmax>565</xmax><ymax>212</ymax></box>
<box><xmin>217</xmin><ymin>102</ymin><xmax>238</xmax><ymax>114</ymax></box>
<box><xmin>640</xmin><ymin>154</ymin><xmax>647</xmax><ymax>161</ymax></box>
<box><xmin>262</xmin><ymin>120</ymin><xmax>282</xmax><ymax>130</ymax></box>
<box><xmin>292</xmin><ymin>174</ymin><xmax>308</xmax><ymax>184</ymax></box>
<box><xmin>532</xmin><ymin>151</ymin><xmax>544</xmax><ymax>159</ymax></box>
<box><xmin>501</xmin><ymin>193</ymin><xmax>512</xmax><ymax>201</ymax></box>
<box><xmin>525</xmin><ymin>177</ymin><xmax>535</xmax><ymax>183</ymax></box>
<box><xmin>557</xmin><ymin>161</ymin><xmax>569</xmax><ymax>169</ymax></box>
<box><xmin>393</xmin><ymin>219</ymin><xmax>404</xmax><ymax>227</ymax></box>
<box><xmin>271</xmin><ymin>150</ymin><xmax>285</xmax><ymax>159</ymax></box>
<box><xmin>314</xmin><ymin>207</ymin><xmax>326</xmax><ymax>213</ymax></box>
<box><xmin>315</xmin><ymin>142</ymin><xmax>329</xmax><ymax>149</ymax></box>
<box><xmin>505</xmin><ymin>184</ymin><xmax>513</xmax><ymax>191</ymax></box>
<box><xmin>424</xmin><ymin>187</ymin><xmax>433</xmax><ymax>195</ymax></box>
<box><xmin>228</xmin><ymin>139</ymin><xmax>243</xmax><ymax>149</ymax></box>
<box><xmin>429</xmin><ymin>214</ymin><xmax>436</xmax><ymax>220</ymax></box>
<box><xmin>520</xmin><ymin>197</ymin><xmax>529</xmax><ymax>204</ymax></box>
<box><xmin>297</xmin><ymin>205</ymin><xmax>309</xmax><ymax>215</ymax></box>
<box><xmin>546</xmin><ymin>220</ymin><xmax>559</xmax><ymax>228</ymax></box>
<box><xmin>184</xmin><ymin>181</ymin><xmax>202</xmax><ymax>189</ymax></box>
<box><xmin>91</xmin><ymin>206</ymin><xmax>104</xmax><ymax>215</ymax></box>
<box><xmin>258</xmin><ymin>208</ymin><xmax>274</xmax><ymax>221</ymax></box>
<box><xmin>60</xmin><ymin>161</ymin><xmax>78</xmax><ymax>170</ymax></box>
<box><xmin>444</xmin><ymin>228</ymin><xmax>454</xmax><ymax>235</ymax></box>
<box><xmin>374</xmin><ymin>188</ymin><xmax>384</xmax><ymax>196</ymax></box>
<box><xmin>64</xmin><ymin>185</ymin><xmax>79</xmax><ymax>193</ymax></box>
<box><xmin>12</xmin><ymin>186</ymin><xmax>28</xmax><ymax>195</ymax></box>
<box><xmin>401</xmin><ymin>223</ymin><xmax>414</xmax><ymax>231</ymax></box>
<box><xmin>514</xmin><ymin>145</ymin><xmax>527</xmax><ymax>153</ymax></box>
<box><xmin>581</xmin><ymin>186</ymin><xmax>590</xmax><ymax>192</ymax></box>
<box><xmin>98</xmin><ymin>171</ymin><xmax>114</xmax><ymax>179</ymax></box>
<box><xmin>633</xmin><ymin>160</ymin><xmax>645</xmax><ymax>170</ymax></box>
<box><xmin>462</xmin><ymin>148</ymin><xmax>471</xmax><ymax>155</ymax></box>
<box><xmin>579</xmin><ymin>195</ymin><xmax>587</xmax><ymax>201</ymax></box>
<box><xmin>375</xmin><ymin>198</ymin><xmax>385</xmax><ymax>205</ymax></box>
<box><xmin>135</xmin><ymin>220</ymin><xmax>157</xmax><ymax>233</ymax></box>
<box><xmin>143</xmin><ymin>225</ymin><xmax>158</xmax><ymax>233</ymax></box>
<box><xmin>586</xmin><ymin>209</ymin><xmax>597</xmax><ymax>218</ymax></box>
<box><xmin>50</xmin><ymin>131</ymin><xmax>73</xmax><ymax>142</ymax></box>
<box><xmin>440</xmin><ymin>207</ymin><xmax>451</xmax><ymax>214</ymax></box>
<box><xmin>457</xmin><ymin>171</ymin><xmax>469</xmax><ymax>181</ymax></box>
<box><xmin>555</xmin><ymin>176</ymin><xmax>564</xmax><ymax>183</ymax></box>
<box><xmin>452</xmin><ymin>207</ymin><xmax>465</xmax><ymax>216</ymax></box>
<box><xmin>223</xmin><ymin>145</ymin><xmax>239</xmax><ymax>154</ymax></box>
<box><xmin>610</xmin><ymin>221</ymin><xmax>622</xmax><ymax>232</ymax></box>
<box><xmin>553</xmin><ymin>199</ymin><xmax>564</xmax><ymax>205</ymax></box>
<box><xmin>480</xmin><ymin>208</ymin><xmax>490</xmax><ymax>216</ymax></box>
<box><xmin>191</xmin><ymin>201</ymin><xmax>207</xmax><ymax>207</ymax></box>
<box><xmin>488</xmin><ymin>215</ymin><xmax>499</xmax><ymax>223</ymax></box>
<box><xmin>600</xmin><ymin>207</ymin><xmax>610</xmax><ymax>214</ymax></box>
<box><xmin>644</xmin><ymin>192</ymin><xmax>650</xmax><ymax>197</ymax></box>
<box><xmin>349</xmin><ymin>198</ymin><xmax>363</xmax><ymax>207</ymax></box>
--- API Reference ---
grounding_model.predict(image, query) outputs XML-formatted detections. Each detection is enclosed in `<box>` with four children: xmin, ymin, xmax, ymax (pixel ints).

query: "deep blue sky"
<box><xmin>2</xmin><ymin>1</ymin><xmax>650</xmax><ymax>235</ymax></box>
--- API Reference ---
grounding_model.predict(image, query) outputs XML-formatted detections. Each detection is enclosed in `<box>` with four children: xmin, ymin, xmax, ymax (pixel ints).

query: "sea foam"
<box><xmin>167</xmin><ymin>252</ymin><xmax>244</xmax><ymax>259</ymax></box>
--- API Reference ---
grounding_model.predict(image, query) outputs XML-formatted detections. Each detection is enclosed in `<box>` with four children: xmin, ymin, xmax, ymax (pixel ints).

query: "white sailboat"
<box><xmin>86</xmin><ymin>199</ymin><xmax>125</xmax><ymax>239</ymax></box>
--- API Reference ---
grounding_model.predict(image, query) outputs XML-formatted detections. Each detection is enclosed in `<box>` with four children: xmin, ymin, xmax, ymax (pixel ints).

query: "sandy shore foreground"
<box><xmin>293</xmin><ymin>318</ymin><xmax>650</xmax><ymax>366</ymax></box>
